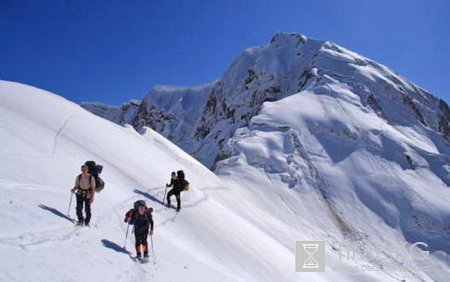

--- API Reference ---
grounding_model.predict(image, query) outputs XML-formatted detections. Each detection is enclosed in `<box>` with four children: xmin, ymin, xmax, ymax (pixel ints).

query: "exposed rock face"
<box><xmin>438</xmin><ymin>99</ymin><xmax>450</xmax><ymax>140</ymax></box>
<box><xmin>81</xmin><ymin>99</ymin><xmax>141</xmax><ymax>126</ymax></box>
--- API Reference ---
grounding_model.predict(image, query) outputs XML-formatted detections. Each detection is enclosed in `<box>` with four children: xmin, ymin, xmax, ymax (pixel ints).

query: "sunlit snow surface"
<box><xmin>0</xmin><ymin>80</ymin><xmax>408</xmax><ymax>281</ymax></box>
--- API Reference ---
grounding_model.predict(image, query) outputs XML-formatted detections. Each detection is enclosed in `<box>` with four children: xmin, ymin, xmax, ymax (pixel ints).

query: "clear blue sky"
<box><xmin>1</xmin><ymin>0</ymin><xmax>449</xmax><ymax>105</ymax></box>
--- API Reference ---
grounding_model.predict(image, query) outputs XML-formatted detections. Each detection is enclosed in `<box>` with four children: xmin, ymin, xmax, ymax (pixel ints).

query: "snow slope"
<box><xmin>214</xmin><ymin>41</ymin><xmax>450</xmax><ymax>280</ymax></box>
<box><xmin>214</xmin><ymin>88</ymin><xmax>450</xmax><ymax>281</ymax></box>
<box><xmin>210</xmin><ymin>36</ymin><xmax>450</xmax><ymax>281</ymax></box>
<box><xmin>0</xmin><ymin>80</ymin><xmax>414</xmax><ymax>281</ymax></box>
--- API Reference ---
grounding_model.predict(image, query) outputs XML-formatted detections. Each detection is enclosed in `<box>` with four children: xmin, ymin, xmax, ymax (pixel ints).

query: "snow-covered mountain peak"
<box><xmin>82</xmin><ymin>33</ymin><xmax>449</xmax><ymax>167</ymax></box>
<box><xmin>269</xmin><ymin>32</ymin><xmax>310</xmax><ymax>48</ymax></box>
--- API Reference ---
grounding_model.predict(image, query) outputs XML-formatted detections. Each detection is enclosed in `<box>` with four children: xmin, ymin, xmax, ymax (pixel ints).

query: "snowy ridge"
<box><xmin>1</xmin><ymin>80</ymin><xmax>416</xmax><ymax>281</ymax></box>
<box><xmin>82</xmin><ymin>33</ymin><xmax>449</xmax><ymax>168</ymax></box>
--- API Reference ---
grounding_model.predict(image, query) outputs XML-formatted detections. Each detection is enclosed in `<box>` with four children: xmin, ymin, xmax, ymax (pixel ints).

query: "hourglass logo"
<box><xmin>296</xmin><ymin>241</ymin><xmax>325</xmax><ymax>272</ymax></box>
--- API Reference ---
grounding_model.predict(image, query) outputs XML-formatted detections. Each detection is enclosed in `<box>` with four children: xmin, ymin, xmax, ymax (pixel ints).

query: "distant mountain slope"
<box><xmin>82</xmin><ymin>33</ymin><xmax>449</xmax><ymax>170</ymax></box>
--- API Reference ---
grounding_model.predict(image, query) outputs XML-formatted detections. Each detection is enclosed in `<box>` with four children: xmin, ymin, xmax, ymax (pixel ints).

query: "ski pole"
<box><xmin>67</xmin><ymin>191</ymin><xmax>74</xmax><ymax>217</ymax></box>
<box><xmin>151</xmin><ymin>235</ymin><xmax>155</xmax><ymax>264</ymax></box>
<box><xmin>163</xmin><ymin>185</ymin><xmax>168</xmax><ymax>204</ymax></box>
<box><xmin>123</xmin><ymin>223</ymin><xmax>130</xmax><ymax>250</ymax></box>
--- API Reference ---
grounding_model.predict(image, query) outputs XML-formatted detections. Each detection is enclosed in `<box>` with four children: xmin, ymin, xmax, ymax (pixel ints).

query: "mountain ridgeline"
<box><xmin>82</xmin><ymin>33</ymin><xmax>449</xmax><ymax>171</ymax></box>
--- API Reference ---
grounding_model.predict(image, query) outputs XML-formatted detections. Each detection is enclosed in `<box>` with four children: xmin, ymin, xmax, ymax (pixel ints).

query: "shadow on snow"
<box><xmin>38</xmin><ymin>204</ymin><xmax>74</xmax><ymax>223</ymax></box>
<box><xmin>101</xmin><ymin>239</ymin><xmax>131</xmax><ymax>255</ymax></box>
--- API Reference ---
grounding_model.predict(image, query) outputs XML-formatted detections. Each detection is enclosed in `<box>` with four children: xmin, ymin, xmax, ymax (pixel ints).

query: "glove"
<box><xmin>149</xmin><ymin>230</ymin><xmax>153</xmax><ymax>236</ymax></box>
<box><xmin>166</xmin><ymin>184</ymin><xmax>169</xmax><ymax>187</ymax></box>
<box><xmin>71</xmin><ymin>188</ymin><xmax>77</xmax><ymax>193</ymax></box>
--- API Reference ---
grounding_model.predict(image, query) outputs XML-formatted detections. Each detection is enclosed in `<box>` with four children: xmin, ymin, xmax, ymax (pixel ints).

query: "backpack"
<box><xmin>85</xmin><ymin>161</ymin><xmax>97</xmax><ymax>176</ymax></box>
<box><xmin>183</xmin><ymin>179</ymin><xmax>190</xmax><ymax>191</ymax></box>
<box><xmin>177</xmin><ymin>170</ymin><xmax>185</xmax><ymax>179</ymax></box>
<box><xmin>85</xmin><ymin>160</ymin><xmax>105</xmax><ymax>192</ymax></box>
<box><xmin>177</xmin><ymin>170</ymin><xmax>190</xmax><ymax>191</ymax></box>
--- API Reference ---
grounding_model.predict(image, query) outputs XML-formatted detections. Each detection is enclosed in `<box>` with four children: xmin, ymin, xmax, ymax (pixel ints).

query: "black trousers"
<box><xmin>166</xmin><ymin>189</ymin><xmax>181</xmax><ymax>209</ymax></box>
<box><xmin>135</xmin><ymin>231</ymin><xmax>149</xmax><ymax>255</ymax></box>
<box><xmin>76</xmin><ymin>192</ymin><xmax>91</xmax><ymax>224</ymax></box>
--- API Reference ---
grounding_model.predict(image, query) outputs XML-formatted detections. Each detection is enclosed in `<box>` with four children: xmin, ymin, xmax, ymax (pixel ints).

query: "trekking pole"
<box><xmin>67</xmin><ymin>191</ymin><xmax>74</xmax><ymax>217</ymax></box>
<box><xmin>162</xmin><ymin>185</ymin><xmax>168</xmax><ymax>204</ymax></box>
<box><xmin>123</xmin><ymin>223</ymin><xmax>130</xmax><ymax>250</ymax></box>
<box><xmin>151</xmin><ymin>235</ymin><xmax>156</xmax><ymax>264</ymax></box>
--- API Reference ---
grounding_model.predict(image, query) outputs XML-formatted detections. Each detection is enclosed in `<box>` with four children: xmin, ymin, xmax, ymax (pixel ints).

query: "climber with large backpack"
<box><xmin>166</xmin><ymin>170</ymin><xmax>189</xmax><ymax>212</ymax></box>
<box><xmin>124</xmin><ymin>200</ymin><xmax>154</xmax><ymax>263</ymax></box>
<box><xmin>71</xmin><ymin>164</ymin><xmax>96</xmax><ymax>226</ymax></box>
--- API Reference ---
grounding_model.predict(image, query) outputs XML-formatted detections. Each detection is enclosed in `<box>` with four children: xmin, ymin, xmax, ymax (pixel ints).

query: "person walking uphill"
<box><xmin>125</xmin><ymin>201</ymin><xmax>154</xmax><ymax>263</ymax></box>
<box><xmin>166</xmin><ymin>170</ymin><xmax>189</xmax><ymax>212</ymax></box>
<box><xmin>71</xmin><ymin>164</ymin><xmax>96</xmax><ymax>226</ymax></box>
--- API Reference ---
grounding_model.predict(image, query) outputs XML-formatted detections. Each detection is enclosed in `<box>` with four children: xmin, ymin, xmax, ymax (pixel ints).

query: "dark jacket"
<box><xmin>127</xmin><ymin>209</ymin><xmax>154</xmax><ymax>234</ymax></box>
<box><xmin>167</xmin><ymin>178</ymin><xmax>175</xmax><ymax>187</ymax></box>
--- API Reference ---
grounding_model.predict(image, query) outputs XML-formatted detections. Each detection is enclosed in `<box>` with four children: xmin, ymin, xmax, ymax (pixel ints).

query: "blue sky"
<box><xmin>1</xmin><ymin>0</ymin><xmax>449</xmax><ymax>105</ymax></box>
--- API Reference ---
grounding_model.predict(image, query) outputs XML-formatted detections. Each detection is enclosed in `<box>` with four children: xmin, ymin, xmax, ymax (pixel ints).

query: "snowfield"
<box><xmin>0</xmin><ymin>80</ymin><xmax>413</xmax><ymax>282</ymax></box>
